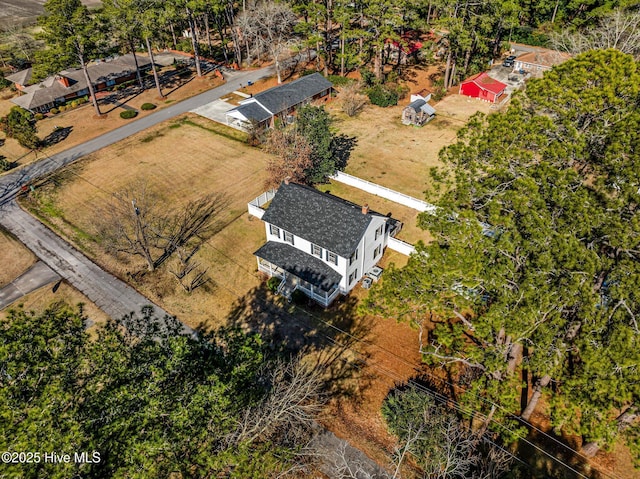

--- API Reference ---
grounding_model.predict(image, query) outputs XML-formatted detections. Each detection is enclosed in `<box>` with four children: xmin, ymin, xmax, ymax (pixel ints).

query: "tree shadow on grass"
<box><xmin>41</xmin><ymin>126</ymin><xmax>72</xmax><ymax>147</ymax></box>
<box><xmin>224</xmin><ymin>284</ymin><xmax>377</xmax><ymax>400</ymax></box>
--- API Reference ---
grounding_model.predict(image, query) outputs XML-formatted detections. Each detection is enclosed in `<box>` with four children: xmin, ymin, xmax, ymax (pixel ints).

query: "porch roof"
<box><xmin>255</xmin><ymin>241</ymin><xmax>342</xmax><ymax>292</ymax></box>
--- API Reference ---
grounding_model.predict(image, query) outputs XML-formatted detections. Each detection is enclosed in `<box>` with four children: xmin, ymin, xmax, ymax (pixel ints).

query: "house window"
<box><xmin>326</xmin><ymin>250</ymin><xmax>338</xmax><ymax>265</ymax></box>
<box><xmin>311</xmin><ymin>244</ymin><xmax>322</xmax><ymax>257</ymax></box>
<box><xmin>349</xmin><ymin>249</ymin><xmax>358</xmax><ymax>266</ymax></box>
<box><xmin>374</xmin><ymin>225</ymin><xmax>383</xmax><ymax>240</ymax></box>
<box><xmin>349</xmin><ymin>269</ymin><xmax>358</xmax><ymax>285</ymax></box>
<box><xmin>283</xmin><ymin>231</ymin><xmax>294</xmax><ymax>245</ymax></box>
<box><xmin>373</xmin><ymin>245</ymin><xmax>382</xmax><ymax>259</ymax></box>
<box><xmin>270</xmin><ymin>224</ymin><xmax>280</xmax><ymax>238</ymax></box>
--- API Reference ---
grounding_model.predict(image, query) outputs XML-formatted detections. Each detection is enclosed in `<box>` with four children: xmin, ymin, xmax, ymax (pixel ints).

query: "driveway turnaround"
<box><xmin>0</xmin><ymin>261</ymin><xmax>60</xmax><ymax>309</ymax></box>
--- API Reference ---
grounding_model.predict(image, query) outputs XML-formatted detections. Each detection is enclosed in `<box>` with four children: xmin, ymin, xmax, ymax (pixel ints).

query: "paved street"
<box><xmin>0</xmin><ymin>66</ymin><xmax>274</xmax><ymax>207</ymax></box>
<box><xmin>0</xmin><ymin>261</ymin><xmax>60</xmax><ymax>309</ymax></box>
<box><xmin>0</xmin><ymin>65</ymin><xmax>274</xmax><ymax>325</ymax></box>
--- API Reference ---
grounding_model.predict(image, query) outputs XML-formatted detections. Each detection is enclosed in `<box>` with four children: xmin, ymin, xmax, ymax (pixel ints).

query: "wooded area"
<box><xmin>365</xmin><ymin>48</ymin><xmax>640</xmax><ymax>466</ymax></box>
<box><xmin>3</xmin><ymin>0</ymin><xmax>638</xmax><ymax>96</ymax></box>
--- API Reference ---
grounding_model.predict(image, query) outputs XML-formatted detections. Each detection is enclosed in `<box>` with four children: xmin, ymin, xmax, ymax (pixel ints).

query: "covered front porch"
<box><xmin>255</xmin><ymin>242</ymin><xmax>342</xmax><ymax>307</ymax></box>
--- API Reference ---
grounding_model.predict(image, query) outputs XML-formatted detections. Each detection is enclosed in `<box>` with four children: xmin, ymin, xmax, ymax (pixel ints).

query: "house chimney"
<box><xmin>284</xmin><ymin>176</ymin><xmax>291</xmax><ymax>185</ymax></box>
<box><xmin>362</xmin><ymin>204</ymin><xmax>369</xmax><ymax>215</ymax></box>
<box><xmin>56</xmin><ymin>75</ymin><xmax>70</xmax><ymax>88</ymax></box>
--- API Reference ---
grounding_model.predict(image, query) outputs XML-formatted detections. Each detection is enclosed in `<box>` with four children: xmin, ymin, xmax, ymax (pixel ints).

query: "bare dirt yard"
<box><xmin>0</xmin><ymin>62</ymin><xmax>223</xmax><ymax>171</ymax></box>
<box><xmin>0</xmin><ymin>227</ymin><xmax>36</xmax><ymax>288</ymax></box>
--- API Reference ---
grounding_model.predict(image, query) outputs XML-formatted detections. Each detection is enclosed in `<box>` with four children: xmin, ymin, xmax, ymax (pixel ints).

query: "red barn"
<box><xmin>459</xmin><ymin>72</ymin><xmax>507</xmax><ymax>103</ymax></box>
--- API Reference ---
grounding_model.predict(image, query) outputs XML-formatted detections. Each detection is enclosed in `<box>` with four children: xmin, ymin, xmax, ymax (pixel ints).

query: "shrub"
<box><xmin>360</xmin><ymin>68</ymin><xmax>377</xmax><ymax>87</ymax></box>
<box><xmin>49</xmin><ymin>108</ymin><xmax>58</xmax><ymax>115</ymax></box>
<box><xmin>0</xmin><ymin>157</ymin><xmax>18</xmax><ymax>172</ymax></box>
<box><xmin>327</xmin><ymin>74</ymin><xmax>356</xmax><ymax>87</ymax></box>
<box><xmin>141</xmin><ymin>103</ymin><xmax>156</xmax><ymax>111</ymax></box>
<box><xmin>267</xmin><ymin>276</ymin><xmax>281</xmax><ymax>293</ymax></box>
<box><xmin>70</xmin><ymin>100</ymin><xmax>79</xmax><ymax>108</ymax></box>
<box><xmin>366</xmin><ymin>84</ymin><xmax>398</xmax><ymax>107</ymax></box>
<box><xmin>34</xmin><ymin>113</ymin><xmax>44</xmax><ymax>121</ymax></box>
<box><xmin>120</xmin><ymin>110</ymin><xmax>138</xmax><ymax>119</ymax></box>
<box><xmin>78</xmin><ymin>97</ymin><xmax>87</xmax><ymax>104</ymax></box>
<box><xmin>300</xmin><ymin>69</ymin><xmax>317</xmax><ymax>77</ymax></box>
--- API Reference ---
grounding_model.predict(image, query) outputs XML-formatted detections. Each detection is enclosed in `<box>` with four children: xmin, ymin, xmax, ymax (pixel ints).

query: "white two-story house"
<box><xmin>254</xmin><ymin>180</ymin><xmax>401</xmax><ymax>307</ymax></box>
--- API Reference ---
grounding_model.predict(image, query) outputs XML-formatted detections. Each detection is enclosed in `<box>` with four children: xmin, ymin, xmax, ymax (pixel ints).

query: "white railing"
<box><xmin>248</xmin><ymin>189</ymin><xmax>276</xmax><ymax>219</ymax></box>
<box><xmin>388</xmin><ymin>237</ymin><xmax>416</xmax><ymax>256</ymax></box>
<box><xmin>330</xmin><ymin>171</ymin><xmax>437</xmax><ymax>214</ymax></box>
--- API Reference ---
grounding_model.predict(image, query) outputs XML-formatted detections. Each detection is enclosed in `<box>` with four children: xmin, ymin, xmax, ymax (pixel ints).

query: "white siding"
<box><xmin>263</xmin><ymin>221</ymin><xmax>349</xmax><ymax>290</ymax></box>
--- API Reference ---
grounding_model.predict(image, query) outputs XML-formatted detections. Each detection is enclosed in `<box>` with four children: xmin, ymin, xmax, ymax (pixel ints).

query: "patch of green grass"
<box><xmin>164</xmin><ymin>99</ymin><xmax>176</xmax><ymax>104</ymax></box>
<box><xmin>182</xmin><ymin>119</ymin><xmax>248</xmax><ymax>143</ymax></box>
<box><xmin>140</xmin><ymin>131</ymin><xmax>165</xmax><ymax>143</ymax></box>
<box><xmin>37</xmin><ymin>196</ymin><xmax>65</xmax><ymax>218</ymax></box>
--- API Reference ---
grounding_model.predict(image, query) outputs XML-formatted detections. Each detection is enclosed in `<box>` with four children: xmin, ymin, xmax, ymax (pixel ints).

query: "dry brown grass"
<box><xmin>0</xmin><ymin>66</ymin><xmax>223</xmax><ymax>171</ymax></box>
<box><xmin>24</xmin><ymin>114</ymin><xmax>271</xmax><ymax>329</ymax></box>
<box><xmin>0</xmin><ymin>227</ymin><xmax>36</xmax><ymax>288</ymax></box>
<box><xmin>325</xmin><ymin>94</ymin><xmax>492</xmax><ymax>200</ymax></box>
<box><xmin>0</xmin><ymin>281</ymin><xmax>110</xmax><ymax>328</ymax></box>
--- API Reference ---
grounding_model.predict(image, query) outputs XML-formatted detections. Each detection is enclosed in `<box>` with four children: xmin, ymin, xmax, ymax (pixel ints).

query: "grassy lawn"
<box><xmin>0</xmin><ymin>64</ymin><xmax>224</xmax><ymax>172</ymax></box>
<box><xmin>325</xmin><ymin>93</ymin><xmax>493</xmax><ymax>199</ymax></box>
<box><xmin>22</xmin><ymin>114</ymin><xmax>270</xmax><ymax>329</ymax></box>
<box><xmin>0</xmin><ymin>281</ymin><xmax>111</xmax><ymax>329</ymax></box>
<box><xmin>0</xmin><ymin>227</ymin><xmax>37</xmax><ymax>288</ymax></box>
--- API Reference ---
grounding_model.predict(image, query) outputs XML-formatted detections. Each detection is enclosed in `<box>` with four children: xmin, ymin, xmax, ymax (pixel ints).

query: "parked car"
<box><xmin>502</xmin><ymin>55</ymin><xmax>516</xmax><ymax>67</ymax></box>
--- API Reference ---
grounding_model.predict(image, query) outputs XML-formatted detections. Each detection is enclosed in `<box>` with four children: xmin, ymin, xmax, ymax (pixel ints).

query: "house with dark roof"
<box><xmin>226</xmin><ymin>73</ymin><xmax>333</xmax><ymax>130</ymax></box>
<box><xmin>459</xmin><ymin>72</ymin><xmax>507</xmax><ymax>103</ymax></box>
<box><xmin>253</xmin><ymin>180</ymin><xmax>400</xmax><ymax>307</ymax></box>
<box><xmin>9</xmin><ymin>54</ymin><xmax>152</xmax><ymax>113</ymax></box>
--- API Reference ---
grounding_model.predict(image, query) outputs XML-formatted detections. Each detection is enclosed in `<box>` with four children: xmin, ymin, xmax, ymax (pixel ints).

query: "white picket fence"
<box><xmin>329</xmin><ymin>171</ymin><xmax>437</xmax><ymax>214</ymax></box>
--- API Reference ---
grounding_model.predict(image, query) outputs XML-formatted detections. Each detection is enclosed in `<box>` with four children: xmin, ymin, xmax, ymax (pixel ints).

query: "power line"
<box><xmin>28</xmin><ymin>149</ymin><xmax>622</xmax><ymax>479</ymax></box>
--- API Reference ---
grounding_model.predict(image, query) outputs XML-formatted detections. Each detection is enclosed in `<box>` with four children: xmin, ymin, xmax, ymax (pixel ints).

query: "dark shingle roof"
<box><xmin>248</xmin><ymin>73</ymin><xmax>332</xmax><ymax>115</ymax></box>
<box><xmin>233</xmin><ymin>102</ymin><xmax>272</xmax><ymax>123</ymax></box>
<box><xmin>261</xmin><ymin>182</ymin><xmax>378</xmax><ymax>257</ymax></box>
<box><xmin>255</xmin><ymin>242</ymin><xmax>342</xmax><ymax>291</ymax></box>
<box><xmin>407</xmin><ymin>98</ymin><xmax>426</xmax><ymax>112</ymax></box>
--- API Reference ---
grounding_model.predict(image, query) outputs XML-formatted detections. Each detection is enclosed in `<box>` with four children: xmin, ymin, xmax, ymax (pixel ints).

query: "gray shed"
<box><xmin>402</xmin><ymin>99</ymin><xmax>436</xmax><ymax>126</ymax></box>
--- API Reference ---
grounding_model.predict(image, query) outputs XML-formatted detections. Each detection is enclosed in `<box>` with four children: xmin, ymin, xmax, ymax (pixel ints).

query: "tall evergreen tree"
<box><xmin>38</xmin><ymin>0</ymin><xmax>106</xmax><ymax>116</ymax></box>
<box><xmin>365</xmin><ymin>49</ymin><xmax>640</xmax><ymax>460</ymax></box>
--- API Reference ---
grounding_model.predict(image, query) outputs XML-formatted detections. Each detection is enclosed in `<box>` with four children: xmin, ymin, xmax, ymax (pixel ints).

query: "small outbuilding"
<box><xmin>402</xmin><ymin>98</ymin><xmax>436</xmax><ymax>126</ymax></box>
<box><xmin>459</xmin><ymin>72</ymin><xmax>507</xmax><ymax>103</ymax></box>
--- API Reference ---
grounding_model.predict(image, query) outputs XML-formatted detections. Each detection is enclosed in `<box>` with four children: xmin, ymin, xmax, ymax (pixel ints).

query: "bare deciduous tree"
<box><xmin>95</xmin><ymin>184</ymin><xmax>226</xmax><ymax>272</ymax></box>
<box><xmin>264</xmin><ymin>128</ymin><xmax>314</xmax><ymax>189</ymax></box>
<box><xmin>551</xmin><ymin>9</ymin><xmax>640</xmax><ymax>60</ymax></box>
<box><xmin>340</xmin><ymin>83</ymin><xmax>369</xmax><ymax>117</ymax></box>
<box><xmin>227</xmin><ymin>356</ymin><xmax>325</xmax><ymax>447</ymax></box>
<box><xmin>168</xmin><ymin>246</ymin><xmax>210</xmax><ymax>293</ymax></box>
<box><xmin>236</xmin><ymin>2</ymin><xmax>296</xmax><ymax>82</ymax></box>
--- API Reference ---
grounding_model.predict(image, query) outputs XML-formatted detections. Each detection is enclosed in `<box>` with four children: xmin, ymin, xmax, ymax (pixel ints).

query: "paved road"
<box><xmin>0</xmin><ymin>201</ymin><xmax>183</xmax><ymax>325</ymax></box>
<box><xmin>0</xmin><ymin>65</ymin><xmax>273</xmax><ymax>324</ymax></box>
<box><xmin>0</xmin><ymin>66</ymin><xmax>274</xmax><ymax>207</ymax></box>
<box><xmin>0</xmin><ymin>261</ymin><xmax>60</xmax><ymax>309</ymax></box>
